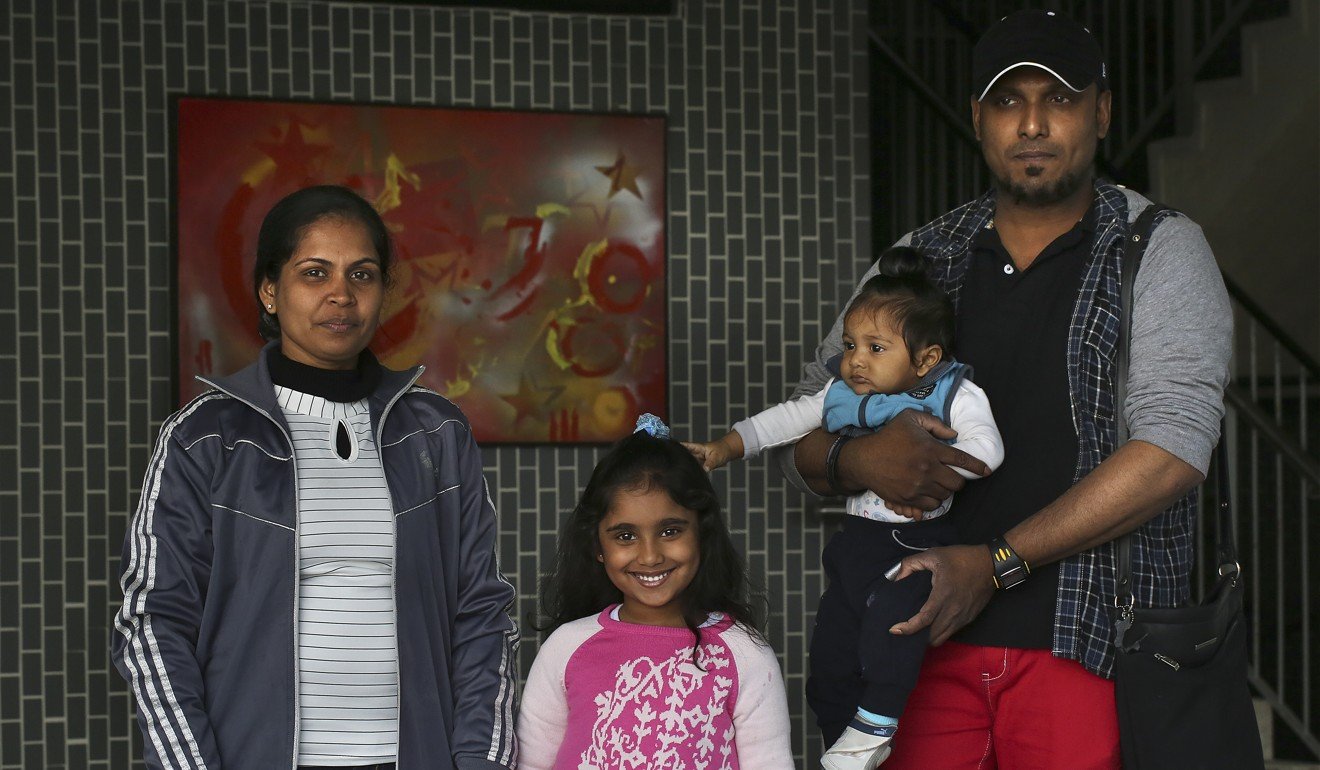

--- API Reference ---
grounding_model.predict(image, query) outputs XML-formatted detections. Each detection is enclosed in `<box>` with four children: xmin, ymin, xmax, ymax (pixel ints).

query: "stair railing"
<box><xmin>1108</xmin><ymin>0</ymin><xmax>1261</xmax><ymax>170</ymax></box>
<box><xmin>1220</xmin><ymin>384</ymin><xmax>1320</xmax><ymax>759</ymax></box>
<box><xmin>1217</xmin><ymin>274</ymin><xmax>1320</xmax><ymax>759</ymax></box>
<box><xmin>1225</xmin><ymin>272</ymin><xmax>1319</xmax><ymax>454</ymax></box>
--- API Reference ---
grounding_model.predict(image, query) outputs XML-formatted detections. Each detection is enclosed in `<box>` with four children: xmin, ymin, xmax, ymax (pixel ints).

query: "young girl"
<box><xmin>517</xmin><ymin>416</ymin><xmax>795</xmax><ymax>770</ymax></box>
<box><xmin>684</xmin><ymin>247</ymin><xmax>1004</xmax><ymax>770</ymax></box>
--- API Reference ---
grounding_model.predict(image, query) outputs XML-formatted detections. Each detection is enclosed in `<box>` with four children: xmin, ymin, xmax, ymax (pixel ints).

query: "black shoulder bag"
<box><xmin>1110</xmin><ymin>204</ymin><xmax>1265</xmax><ymax>769</ymax></box>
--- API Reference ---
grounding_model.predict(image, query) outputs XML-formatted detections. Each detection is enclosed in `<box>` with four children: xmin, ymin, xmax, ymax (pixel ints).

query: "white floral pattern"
<box><xmin>577</xmin><ymin>644</ymin><xmax>735</xmax><ymax>770</ymax></box>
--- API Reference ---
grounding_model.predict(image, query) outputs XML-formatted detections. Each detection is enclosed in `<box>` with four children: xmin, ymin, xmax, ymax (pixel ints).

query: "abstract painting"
<box><xmin>175</xmin><ymin>97</ymin><xmax>666</xmax><ymax>444</ymax></box>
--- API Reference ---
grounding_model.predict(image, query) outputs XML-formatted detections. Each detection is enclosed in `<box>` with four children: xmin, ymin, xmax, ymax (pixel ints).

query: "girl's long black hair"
<box><xmin>536</xmin><ymin>430</ymin><xmax>764</xmax><ymax>648</ymax></box>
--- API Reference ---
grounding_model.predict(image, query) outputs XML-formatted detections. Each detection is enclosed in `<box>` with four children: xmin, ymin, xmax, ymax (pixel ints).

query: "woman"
<box><xmin>112</xmin><ymin>185</ymin><xmax>519</xmax><ymax>770</ymax></box>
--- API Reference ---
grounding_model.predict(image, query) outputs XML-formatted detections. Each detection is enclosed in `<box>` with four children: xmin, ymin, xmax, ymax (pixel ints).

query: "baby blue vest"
<box><xmin>822</xmin><ymin>358</ymin><xmax>971</xmax><ymax>436</ymax></box>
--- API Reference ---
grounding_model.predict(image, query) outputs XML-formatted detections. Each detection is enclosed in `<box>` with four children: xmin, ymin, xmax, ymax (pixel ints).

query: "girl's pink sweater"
<box><xmin>517</xmin><ymin>606</ymin><xmax>794</xmax><ymax>770</ymax></box>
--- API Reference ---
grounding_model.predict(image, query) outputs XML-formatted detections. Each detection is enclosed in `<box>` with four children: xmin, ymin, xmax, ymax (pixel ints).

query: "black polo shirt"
<box><xmin>949</xmin><ymin>205</ymin><xmax>1096</xmax><ymax>649</ymax></box>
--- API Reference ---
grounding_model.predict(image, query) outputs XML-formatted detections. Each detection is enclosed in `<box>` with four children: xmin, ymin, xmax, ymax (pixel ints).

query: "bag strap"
<box><xmin>1113</xmin><ymin>204</ymin><xmax>1166</xmax><ymax>443</ymax></box>
<box><xmin>1213</xmin><ymin>439</ymin><xmax>1237</xmax><ymax>570</ymax></box>
<box><xmin>1112</xmin><ymin>205</ymin><xmax>1239</xmax><ymax>610</ymax></box>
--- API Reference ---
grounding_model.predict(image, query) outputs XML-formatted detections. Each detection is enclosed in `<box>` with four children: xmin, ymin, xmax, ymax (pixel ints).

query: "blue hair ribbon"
<box><xmin>634</xmin><ymin>413</ymin><xmax>671</xmax><ymax>439</ymax></box>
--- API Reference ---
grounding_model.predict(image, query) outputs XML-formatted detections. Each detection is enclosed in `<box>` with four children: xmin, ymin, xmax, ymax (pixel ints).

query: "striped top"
<box><xmin>276</xmin><ymin>386</ymin><xmax>399</xmax><ymax>766</ymax></box>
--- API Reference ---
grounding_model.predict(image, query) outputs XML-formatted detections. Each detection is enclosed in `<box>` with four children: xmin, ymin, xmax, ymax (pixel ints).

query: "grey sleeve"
<box><xmin>1125</xmin><ymin>214</ymin><xmax>1232</xmax><ymax>475</ymax></box>
<box><xmin>769</xmin><ymin>234</ymin><xmax>914</xmax><ymax>494</ymax></box>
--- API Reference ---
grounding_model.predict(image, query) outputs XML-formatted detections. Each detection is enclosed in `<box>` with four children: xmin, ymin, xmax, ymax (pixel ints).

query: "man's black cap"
<box><xmin>971</xmin><ymin>10</ymin><xmax>1108</xmax><ymax>101</ymax></box>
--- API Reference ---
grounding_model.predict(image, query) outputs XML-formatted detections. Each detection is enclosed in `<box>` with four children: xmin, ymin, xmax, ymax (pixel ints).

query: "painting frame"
<box><xmin>171</xmin><ymin>95</ymin><xmax>669</xmax><ymax>446</ymax></box>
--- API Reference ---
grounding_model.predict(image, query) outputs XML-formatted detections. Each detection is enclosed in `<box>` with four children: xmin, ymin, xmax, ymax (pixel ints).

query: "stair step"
<box><xmin>1198</xmin><ymin>49</ymin><xmax>1314</xmax><ymax>151</ymax></box>
<box><xmin>1148</xmin><ymin>0</ymin><xmax>1317</xmax><ymax>161</ymax></box>
<box><xmin>1254</xmin><ymin>692</ymin><xmax>1320</xmax><ymax>767</ymax></box>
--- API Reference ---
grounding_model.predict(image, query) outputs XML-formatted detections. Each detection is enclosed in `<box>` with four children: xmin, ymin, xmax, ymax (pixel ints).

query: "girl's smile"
<box><xmin>597</xmin><ymin>487</ymin><xmax>700</xmax><ymax>627</ymax></box>
<box><xmin>629</xmin><ymin>568</ymin><xmax>676</xmax><ymax>588</ymax></box>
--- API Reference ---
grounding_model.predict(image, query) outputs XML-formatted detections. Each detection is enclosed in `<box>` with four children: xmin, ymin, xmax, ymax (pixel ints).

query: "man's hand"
<box><xmin>838</xmin><ymin>409</ymin><xmax>990</xmax><ymax>509</ymax></box>
<box><xmin>888</xmin><ymin>544</ymin><xmax>996</xmax><ymax>646</ymax></box>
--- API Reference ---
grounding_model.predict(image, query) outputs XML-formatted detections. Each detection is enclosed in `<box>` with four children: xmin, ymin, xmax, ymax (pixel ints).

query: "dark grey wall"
<box><xmin>0</xmin><ymin>0</ymin><xmax>869</xmax><ymax>766</ymax></box>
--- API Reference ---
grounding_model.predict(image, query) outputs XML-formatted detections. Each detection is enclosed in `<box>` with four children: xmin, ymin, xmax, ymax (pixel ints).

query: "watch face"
<box><xmin>998</xmin><ymin>565</ymin><xmax>1028</xmax><ymax>589</ymax></box>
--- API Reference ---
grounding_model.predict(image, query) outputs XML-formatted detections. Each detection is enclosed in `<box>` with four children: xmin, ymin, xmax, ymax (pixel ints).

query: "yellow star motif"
<box><xmin>595</xmin><ymin>153</ymin><xmax>643</xmax><ymax>199</ymax></box>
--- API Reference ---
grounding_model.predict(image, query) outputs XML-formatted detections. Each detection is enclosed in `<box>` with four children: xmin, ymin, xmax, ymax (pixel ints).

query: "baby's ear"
<box><xmin>915</xmin><ymin>344</ymin><xmax>944</xmax><ymax>377</ymax></box>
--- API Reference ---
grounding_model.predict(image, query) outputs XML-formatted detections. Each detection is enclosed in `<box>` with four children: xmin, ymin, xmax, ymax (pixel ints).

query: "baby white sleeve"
<box><xmin>947</xmin><ymin>380</ymin><xmax>1005</xmax><ymax>480</ymax></box>
<box><xmin>732</xmin><ymin>382</ymin><xmax>831</xmax><ymax>458</ymax></box>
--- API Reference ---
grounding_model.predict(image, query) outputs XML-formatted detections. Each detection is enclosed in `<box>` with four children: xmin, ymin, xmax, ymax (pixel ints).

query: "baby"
<box><xmin>685</xmin><ymin>247</ymin><xmax>1004</xmax><ymax>770</ymax></box>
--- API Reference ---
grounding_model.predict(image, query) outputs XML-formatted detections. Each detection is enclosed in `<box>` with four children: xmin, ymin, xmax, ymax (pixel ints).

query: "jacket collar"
<box><xmin>198</xmin><ymin>340</ymin><xmax>424</xmax><ymax>422</ymax></box>
<box><xmin>965</xmin><ymin>178</ymin><xmax>1127</xmax><ymax>238</ymax></box>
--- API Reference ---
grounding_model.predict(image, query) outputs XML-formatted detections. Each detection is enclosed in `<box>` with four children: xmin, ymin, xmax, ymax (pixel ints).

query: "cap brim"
<box><xmin>976</xmin><ymin>61</ymin><xmax>1089</xmax><ymax>101</ymax></box>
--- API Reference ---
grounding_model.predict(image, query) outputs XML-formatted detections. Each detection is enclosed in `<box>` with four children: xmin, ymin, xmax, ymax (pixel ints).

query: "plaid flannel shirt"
<box><xmin>907</xmin><ymin>180</ymin><xmax>1194</xmax><ymax>678</ymax></box>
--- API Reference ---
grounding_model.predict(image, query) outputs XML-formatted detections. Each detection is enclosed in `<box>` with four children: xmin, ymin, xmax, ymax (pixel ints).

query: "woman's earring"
<box><xmin>266</xmin><ymin>303</ymin><xmax>273</xmax><ymax>310</ymax></box>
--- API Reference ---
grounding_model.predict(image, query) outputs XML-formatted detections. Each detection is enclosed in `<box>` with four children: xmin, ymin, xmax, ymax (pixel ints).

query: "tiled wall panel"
<box><xmin>0</xmin><ymin>0</ymin><xmax>869</xmax><ymax>766</ymax></box>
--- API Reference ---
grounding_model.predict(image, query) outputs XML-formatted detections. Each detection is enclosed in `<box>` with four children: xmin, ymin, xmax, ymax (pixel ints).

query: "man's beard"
<box><xmin>995</xmin><ymin>164</ymin><xmax>1091</xmax><ymax>206</ymax></box>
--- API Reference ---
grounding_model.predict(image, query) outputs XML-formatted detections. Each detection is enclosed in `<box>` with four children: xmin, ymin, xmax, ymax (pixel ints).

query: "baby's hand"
<box><xmin>682</xmin><ymin>431</ymin><xmax>744</xmax><ymax>472</ymax></box>
<box><xmin>885</xmin><ymin>501</ymin><xmax>926</xmax><ymax>521</ymax></box>
<box><xmin>682</xmin><ymin>441</ymin><xmax>731</xmax><ymax>472</ymax></box>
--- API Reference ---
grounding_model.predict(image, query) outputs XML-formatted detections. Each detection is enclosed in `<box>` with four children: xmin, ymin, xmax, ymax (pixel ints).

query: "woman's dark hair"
<box><xmin>537</xmin><ymin>430</ymin><xmax>764</xmax><ymax>647</ymax></box>
<box><xmin>846</xmin><ymin>246</ymin><xmax>954</xmax><ymax>365</ymax></box>
<box><xmin>252</xmin><ymin>185</ymin><xmax>394</xmax><ymax>341</ymax></box>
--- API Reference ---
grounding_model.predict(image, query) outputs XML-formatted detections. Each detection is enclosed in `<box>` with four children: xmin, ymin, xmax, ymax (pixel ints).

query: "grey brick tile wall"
<box><xmin>0</xmin><ymin>0</ymin><xmax>869</xmax><ymax>766</ymax></box>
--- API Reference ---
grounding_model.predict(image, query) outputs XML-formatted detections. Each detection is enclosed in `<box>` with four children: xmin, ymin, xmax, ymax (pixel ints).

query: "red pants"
<box><xmin>884</xmin><ymin>641</ymin><xmax>1120</xmax><ymax>770</ymax></box>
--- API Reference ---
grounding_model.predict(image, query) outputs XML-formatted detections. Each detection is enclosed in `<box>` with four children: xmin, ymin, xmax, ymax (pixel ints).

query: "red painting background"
<box><xmin>176</xmin><ymin>97</ymin><xmax>666</xmax><ymax>444</ymax></box>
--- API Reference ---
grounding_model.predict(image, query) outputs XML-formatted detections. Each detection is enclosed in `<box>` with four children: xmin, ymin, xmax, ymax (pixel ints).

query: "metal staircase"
<box><xmin>868</xmin><ymin>1</ymin><xmax>1319</xmax><ymax>762</ymax></box>
<box><xmin>1220</xmin><ymin>272</ymin><xmax>1320</xmax><ymax>763</ymax></box>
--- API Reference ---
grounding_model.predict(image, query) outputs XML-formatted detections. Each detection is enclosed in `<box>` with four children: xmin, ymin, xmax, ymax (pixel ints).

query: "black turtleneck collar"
<box><xmin>267</xmin><ymin>348</ymin><xmax>384</xmax><ymax>403</ymax></box>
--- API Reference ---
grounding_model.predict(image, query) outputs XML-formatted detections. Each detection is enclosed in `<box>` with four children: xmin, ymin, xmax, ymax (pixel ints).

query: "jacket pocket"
<box><xmin>214</xmin><ymin>441</ymin><xmax>296</xmax><ymax>531</ymax></box>
<box><xmin>380</xmin><ymin>431</ymin><xmax>459</xmax><ymax>520</ymax></box>
<box><xmin>1080</xmin><ymin>302</ymin><xmax>1120</xmax><ymax>422</ymax></box>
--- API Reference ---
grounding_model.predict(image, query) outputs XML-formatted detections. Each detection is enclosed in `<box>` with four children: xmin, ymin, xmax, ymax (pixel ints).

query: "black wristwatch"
<box><xmin>988</xmin><ymin>536</ymin><xmax>1030</xmax><ymax>590</ymax></box>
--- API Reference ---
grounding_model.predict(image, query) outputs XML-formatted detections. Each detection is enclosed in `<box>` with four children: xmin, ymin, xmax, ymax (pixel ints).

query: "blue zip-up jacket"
<box><xmin>111</xmin><ymin>345</ymin><xmax>519</xmax><ymax>769</ymax></box>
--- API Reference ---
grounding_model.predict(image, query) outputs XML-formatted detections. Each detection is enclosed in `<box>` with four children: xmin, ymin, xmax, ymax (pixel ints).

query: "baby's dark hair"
<box><xmin>846</xmin><ymin>246</ymin><xmax>954</xmax><ymax>365</ymax></box>
<box><xmin>536</xmin><ymin>430</ymin><xmax>764</xmax><ymax>647</ymax></box>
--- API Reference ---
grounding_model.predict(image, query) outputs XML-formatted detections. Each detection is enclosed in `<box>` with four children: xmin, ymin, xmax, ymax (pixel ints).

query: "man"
<box><xmin>775</xmin><ymin>10</ymin><xmax>1231</xmax><ymax>768</ymax></box>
